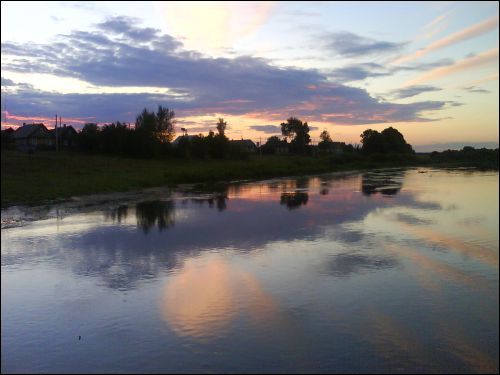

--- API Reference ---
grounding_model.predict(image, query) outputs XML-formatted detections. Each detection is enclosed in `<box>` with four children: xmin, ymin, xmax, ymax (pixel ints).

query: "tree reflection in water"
<box><xmin>103</xmin><ymin>205</ymin><xmax>128</xmax><ymax>223</ymax></box>
<box><xmin>361</xmin><ymin>170</ymin><xmax>404</xmax><ymax>196</ymax></box>
<box><xmin>280</xmin><ymin>191</ymin><xmax>309</xmax><ymax>209</ymax></box>
<box><xmin>191</xmin><ymin>194</ymin><xmax>228</xmax><ymax>212</ymax></box>
<box><xmin>136</xmin><ymin>200</ymin><xmax>176</xmax><ymax>233</ymax></box>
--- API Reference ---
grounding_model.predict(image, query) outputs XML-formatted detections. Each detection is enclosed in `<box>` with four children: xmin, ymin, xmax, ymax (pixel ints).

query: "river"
<box><xmin>1</xmin><ymin>167</ymin><xmax>498</xmax><ymax>373</ymax></box>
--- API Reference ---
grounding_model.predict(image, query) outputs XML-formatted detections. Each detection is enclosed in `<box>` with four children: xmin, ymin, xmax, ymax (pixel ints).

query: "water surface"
<box><xmin>1</xmin><ymin>168</ymin><xmax>498</xmax><ymax>373</ymax></box>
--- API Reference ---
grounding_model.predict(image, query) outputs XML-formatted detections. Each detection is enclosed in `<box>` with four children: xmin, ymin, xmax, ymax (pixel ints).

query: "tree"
<box><xmin>318</xmin><ymin>129</ymin><xmax>333</xmax><ymax>151</ymax></box>
<box><xmin>134</xmin><ymin>106</ymin><xmax>176</xmax><ymax>156</ymax></box>
<box><xmin>216</xmin><ymin>118</ymin><xmax>227</xmax><ymax>138</ymax></box>
<box><xmin>319</xmin><ymin>130</ymin><xmax>332</xmax><ymax>143</ymax></box>
<box><xmin>360</xmin><ymin>127</ymin><xmax>414</xmax><ymax>155</ymax></box>
<box><xmin>360</xmin><ymin>129</ymin><xmax>383</xmax><ymax>154</ymax></box>
<box><xmin>78</xmin><ymin>123</ymin><xmax>100</xmax><ymax>152</ymax></box>
<box><xmin>135</xmin><ymin>106</ymin><xmax>175</xmax><ymax>143</ymax></box>
<box><xmin>262</xmin><ymin>135</ymin><xmax>286</xmax><ymax>154</ymax></box>
<box><xmin>381</xmin><ymin>127</ymin><xmax>414</xmax><ymax>154</ymax></box>
<box><xmin>135</xmin><ymin>108</ymin><xmax>156</xmax><ymax>134</ymax></box>
<box><xmin>280</xmin><ymin>117</ymin><xmax>311</xmax><ymax>153</ymax></box>
<box><xmin>156</xmin><ymin>105</ymin><xmax>176</xmax><ymax>143</ymax></box>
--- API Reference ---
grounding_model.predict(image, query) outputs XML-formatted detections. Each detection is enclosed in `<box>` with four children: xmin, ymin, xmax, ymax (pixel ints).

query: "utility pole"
<box><xmin>55</xmin><ymin>114</ymin><xmax>58</xmax><ymax>152</ymax></box>
<box><xmin>59</xmin><ymin>116</ymin><xmax>62</xmax><ymax>151</ymax></box>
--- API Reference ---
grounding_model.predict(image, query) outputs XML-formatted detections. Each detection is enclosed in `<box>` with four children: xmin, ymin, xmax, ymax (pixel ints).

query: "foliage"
<box><xmin>216</xmin><ymin>118</ymin><xmax>227</xmax><ymax>137</ymax></box>
<box><xmin>281</xmin><ymin>117</ymin><xmax>311</xmax><ymax>154</ymax></box>
<box><xmin>262</xmin><ymin>135</ymin><xmax>287</xmax><ymax>154</ymax></box>
<box><xmin>318</xmin><ymin>129</ymin><xmax>334</xmax><ymax>151</ymax></box>
<box><xmin>360</xmin><ymin>127</ymin><xmax>414</xmax><ymax>155</ymax></box>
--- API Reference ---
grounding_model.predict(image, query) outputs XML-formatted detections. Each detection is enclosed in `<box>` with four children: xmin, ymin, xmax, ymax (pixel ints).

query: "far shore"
<box><xmin>1</xmin><ymin>150</ymin><xmax>498</xmax><ymax>208</ymax></box>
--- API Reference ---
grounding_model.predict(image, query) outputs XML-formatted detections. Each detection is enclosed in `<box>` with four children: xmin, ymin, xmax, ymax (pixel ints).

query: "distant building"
<box><xmin>318</xmin><ymin>141</ymin><xmax>345</xmax><ymax>154</ymax></box>
<box><xmin>12</xmin><ymin>123</ymin><xmax>54</xmax><ymax>151</ymax></box>
<box><xmin>50</xmin><ymin>124</ymin><xmax>78</xmax><ymax>149</ymax></box>
<box><xmin>1</xmin><ymin>127</ymin><xmax>15</xmax><ymax>149</ymax></box>
<box><xmin>230</xmin><ymin>139</ymin><xmax>258</xmax><ymax>153</ymax></box>
<box><xmin>172</xmin><ymin>135</ymin><xmax>198</xmax><ymax>146</ymax></box>
<box><xmin>275</xmin><ymin>143</ymin><xmax>289</xmax><ymax>154</ymax></box>
<box><xmin>331</xmin><ymin>142</ymin><xmax>345</xmax><ymax>154</ymax></box>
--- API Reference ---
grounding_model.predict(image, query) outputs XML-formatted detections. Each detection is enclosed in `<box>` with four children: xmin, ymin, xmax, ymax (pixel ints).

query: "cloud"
<box><xmin>462</xmin><ymin>86</ymin><xmax>491</xmax><ymax>94</ymax></box>
<box><xmin>1</xmin><ymin>77</ymin><xmax>15</xmax><ymax>86</ymax></box>
<box><xmin>249</xmin><ymin>125</ymin><xmax>281</xmax><ymax>134</ymax></box>
<box><xmin>329</xmin><ymin>59</ymin><xmax>453</xmax><ymax>83</ymax></box>
<box><xmin>325</xmin><ymin>31</ymin><xmax>406</xmax><ymax>57</ymax></box>
<box><xmin>420</xmin><ymin>12</ymin><xmax>451</xmax><ymax>40</ymax></box>
<box><xmin>1</xmin><ymin>16</ymin><xmax>449</xmax><ymax>126</ymax></box>
<box><xmin>329</xmin><ymin>63</ymin><xmax>391</xmax><ymax>83</ymax></box>
<box><xmin>96</xmin><ymin>16</ymin><xmax>164</xmax><ymax>43</ymax></box>
<box><xmin>394</xmin><ymin>15</ymin><xmax>499</xmax><ymax>65</ymax></box>
<box><xmin>391</xmin><ymin>85</ymin><xmax>442</xmax><ymax>99</ymax></box>
<box><xmin>404</xmin><ymin>48</ymin><xmax>499</xmax><ymax>86</ymax></box>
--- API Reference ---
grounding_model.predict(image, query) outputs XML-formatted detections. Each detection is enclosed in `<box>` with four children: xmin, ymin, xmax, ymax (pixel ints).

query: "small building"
<box><xmin>331</xmin><ymin>142</ymin><xmax>345</xmax><ymax>154</ymax></box>
<box><xmin>12</xmin><ymin>123</ymin><xmax>54</xmax><ymax>151</ymax></box>
<box><xmin>230</xmin><ymin>139</ymin><xmax>258</xmax><ymax>153</ymax></box>
<box><xmin>318</xmin><ymin>141</ymin><xmax>345</xmax><ymax>154</ymax></box>
<box><xmin>51</xmin><ymin>124</ymin><xmax>78</xmax><ymax>149</ymax></box>
<box><xmin>1</xmin><ymin>127</ymin><xmax>15</xmax><ymax>149</ymax></box>
<box><xmin>172</xmin><ymin>135</ymin><xmax>198</xmax><ymax>146</ymax></box>
<box><xmin>275</xmin><ymin>143</ymin><xmax>289</xmax><ymax>154</ymax></box>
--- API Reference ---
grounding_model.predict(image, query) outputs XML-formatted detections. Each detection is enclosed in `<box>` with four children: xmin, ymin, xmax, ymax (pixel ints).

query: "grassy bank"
<box><xmin>1</xmin><ymin>150</ymin><xmax>497</xmax><ymax>207</ymax></box>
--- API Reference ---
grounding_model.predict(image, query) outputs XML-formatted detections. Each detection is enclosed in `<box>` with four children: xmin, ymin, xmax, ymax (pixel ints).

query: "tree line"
<box><xmin>2</xmin><ymin>105</ymin><xmax>420</xmax><ymax>160</ymax></box>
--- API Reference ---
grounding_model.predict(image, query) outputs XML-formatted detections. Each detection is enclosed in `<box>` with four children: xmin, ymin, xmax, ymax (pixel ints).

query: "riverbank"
<box><xmin>1</xmin><ymin>150</ymin><xmax>497</xmax><ymax>207</ymax></box>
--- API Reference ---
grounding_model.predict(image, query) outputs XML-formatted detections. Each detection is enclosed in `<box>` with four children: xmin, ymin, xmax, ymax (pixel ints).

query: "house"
<box><xmin>230</xmin><ymin>139</ymin><xmax>258</xmax><ymax>153</ymax></box>
<box><xmin>12</xmin><ymin>123</ymin><xmax>54</xmax><ymax>151</ymax></box>
<box><xmin>50</xmin><ymin>124</ymin><xmax>78</xmax><ymax>149</ymax></box>
<box><xmin>172</xmin><ymin>135</ymin><xmax>198</xmax><ymax>146</ymax></box>
<box><xmin>318</xmin><ymin>141</ymin><xmax>345</xmax><ymax>154</ymax></box>
<box><xmin>1</xmin><ymin>127</ymin><xmax>15</xmax><ymax>149</ymax></box>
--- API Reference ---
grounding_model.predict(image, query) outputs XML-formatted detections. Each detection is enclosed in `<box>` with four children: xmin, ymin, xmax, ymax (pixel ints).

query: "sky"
<box><xmin>1</xmin><ymin>1</ymin><xmax>498</xmax><ymax>151</ymax></box>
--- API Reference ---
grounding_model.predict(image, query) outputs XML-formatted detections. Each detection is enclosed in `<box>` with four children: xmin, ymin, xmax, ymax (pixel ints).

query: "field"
<box><xmin>1</xmin><ymin>149</ymin><xmax>495</xmax><ymax>207</ymax></box>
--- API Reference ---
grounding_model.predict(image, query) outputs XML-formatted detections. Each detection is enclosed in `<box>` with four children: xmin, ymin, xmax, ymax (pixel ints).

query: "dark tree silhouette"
<box><xmin>318</xmin><ymin>129</ymin><xmax>333</xmax><ymax>151</ymax></box>
<box><xmin>156</xmin><ymin>105</ymin><xmax>176</xmax><ymax>143</ymax></box>
<box><xmin>216</xmin><ymin>118</ymin><xmax>227</xmax><ymax>137</ymax></box>
<box><xmin>360</xmin><ymin>127</ymin><xmax>413</xmax><ymax>155</ymax></box>
<box><xmin>281</xmin><ymin>117</ymin><xmax>311</xmax><ymax>153</ymax></box>
<box><xmin>78</xmin><ymin>123</ymin><xmax>100</xmax><ymax>152</ymax></box>
<box><xmin>136</xmin><ymin>106</ymin><xmax>175</xmax><ymax>143</ymax></box>
<box><xmin>280</xmin><ymin>192</ymin><xmax>309</xmax><ymax>209</ymax></box>
<box><xmin>262</xmin><ymin>135</ymin><xmax>287</xmax><ymax>154</ymax></box>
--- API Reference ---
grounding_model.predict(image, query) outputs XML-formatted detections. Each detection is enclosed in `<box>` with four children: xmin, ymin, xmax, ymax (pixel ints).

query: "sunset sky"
<box><xmin>1</xmin><ymin>1</ymin><xmax>498</xmax><ymax>151</ymax></box>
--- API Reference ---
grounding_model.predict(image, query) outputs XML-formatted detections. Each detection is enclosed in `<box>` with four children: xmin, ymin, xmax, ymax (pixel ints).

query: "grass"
<box><xmin>1</xmin><ymin>150</ymin><xmax>496</xmax><ymax>207</ymax></box>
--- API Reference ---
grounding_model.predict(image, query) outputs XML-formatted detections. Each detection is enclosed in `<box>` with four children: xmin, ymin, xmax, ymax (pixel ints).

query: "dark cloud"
<box><xmin>249</xmin><ymin>125</ymin><xmax>282</xmax><ymax>134</ymax></box>
<box><xmin>391</xmin><ymin>85</ymin><xmax>442</xmax><ymax>99</ymax></box>
<box><xmin>446</xmin><ymin>101</ymin><xmax>464</xmax><ymax>107</ymax></box>
<box><xmin>96</xmin><ymin>16</ymin><xmax>163</xmax><ymax>43</ymax></box>
<box><xmin>1</xmin><ymin>77</ymin><xmax>15</xmax><ymax>86</ymax></box>
<box><xmin>463</xmin><ymin>86</ymin><xmax>491</xmax><ymax>94</ymax></box>
<box><xmin>329</xmin><ymin>63</ymin><xmax>391</xmax><ymax>83</ymax></box>
<box><xmin>325</xmin><ymin>31</ymin><xmax>406</xmax><ymax>57</ymax></box>
<box><xmin>329</xmin><ymin>59</ymin><xmax>454</xmax><ymax>83</ymax></box>
<box><xmin>1</xmin><ymin>17</ymin><xmax>449</xmax><ymax>126</ymax></box>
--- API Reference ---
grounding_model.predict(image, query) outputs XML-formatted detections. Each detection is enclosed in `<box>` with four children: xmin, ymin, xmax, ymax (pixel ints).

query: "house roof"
<box><xmin>230</xmin><ymin>139</ymin><xmax>257</xmax><ymax>147</ymax></box>
<box><xmin>172</xmin><ymin>135</ymin><xmax>198</xmax><ymax>145</ymax></box>
<box><xmin>50</xmin><ymin>125</ymin><xmax>77</xmax><ymax>137</ymax></box>
<box><xmin>12</xmin><ymin>124</ymin><xmax>50</xmax><ymax>139</ymax></box>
